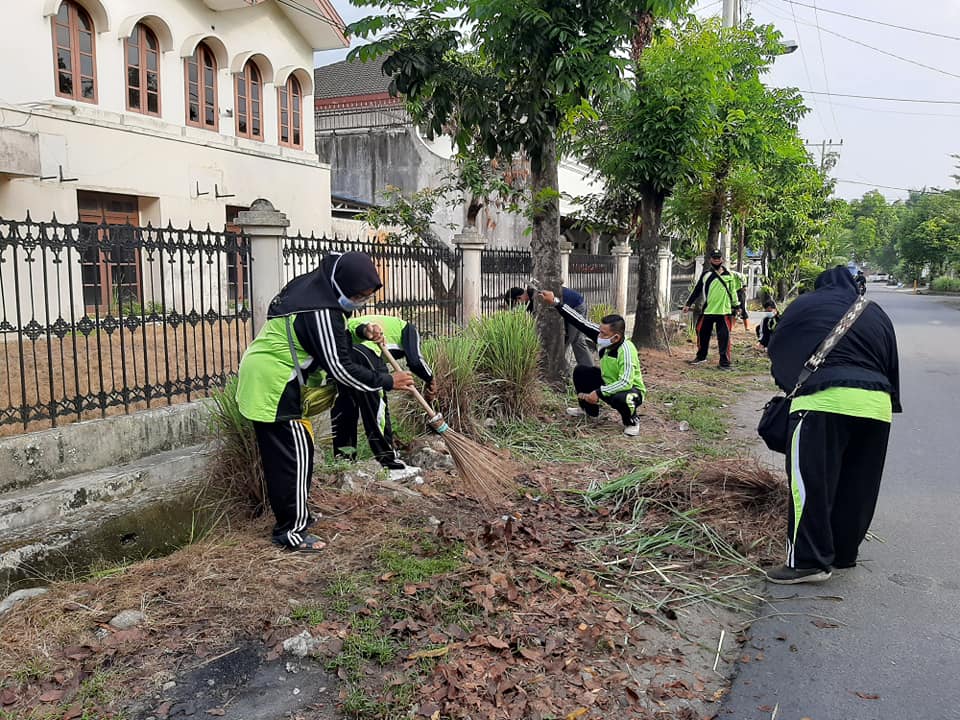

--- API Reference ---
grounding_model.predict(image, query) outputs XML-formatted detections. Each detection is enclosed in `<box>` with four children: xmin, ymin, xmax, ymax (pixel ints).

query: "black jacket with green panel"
<box><xmin>236</xmin><ymin>253</ymin><xmax>393</xmax><ymax>423</ymax></box>
<box><xmin>685</xmin><ymin>266</ymin><xmax>744</xmax><ymax>316</ymax></box>
<box><xmin>346</xmin><ymin>315</ymin><xmax>434</xmax><ymax>386</ymax></box>
<box><xmin>553</xmin><ymin>300</ymin><xmax>646</xmax><ymax>400</ymax></box>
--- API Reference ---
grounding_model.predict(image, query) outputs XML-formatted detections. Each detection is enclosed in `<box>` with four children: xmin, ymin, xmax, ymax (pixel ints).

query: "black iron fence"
<box><xmin>569</xmin><ymin>253</ymin><xmax>616</xmax><ymax>313</ymax></box>
<box><xmin>480</xmin><ymin>248</ymin><xmax>531</xmax><ymax>315</ymax></box>
<box><xmin>0</xmin><ymin>215</ymin><xmax>253</xmax><ymax>435</ymax></box>
<box><xmin>282</xmin><ymin>233</ymin><xmax>461</xmax><ymax>338</ymax></box>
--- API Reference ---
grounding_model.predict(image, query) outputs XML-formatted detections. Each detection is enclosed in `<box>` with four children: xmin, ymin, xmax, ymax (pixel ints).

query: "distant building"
<box><xmin>314</xmin><ymin>56</ymin><xmax>606</xmax><ymax>250</ymax></box>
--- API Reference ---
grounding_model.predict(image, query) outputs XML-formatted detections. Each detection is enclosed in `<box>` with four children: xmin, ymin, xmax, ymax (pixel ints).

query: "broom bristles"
<box><xmin>439</xmin><ymin>427</ymin><xmax>517</xmax><ymax>506</ymax></box>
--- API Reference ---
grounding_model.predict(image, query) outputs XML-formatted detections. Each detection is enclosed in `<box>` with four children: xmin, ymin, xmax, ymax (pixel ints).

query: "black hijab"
<box><xmin>768</xmin><ymin>266</ymin><xmax>901</xmax><ymax>410</ymax></box>
<box><xmin>267</xmin><ymin>252</ymin><xmax>382</xmax><ymax>318</ymax></box>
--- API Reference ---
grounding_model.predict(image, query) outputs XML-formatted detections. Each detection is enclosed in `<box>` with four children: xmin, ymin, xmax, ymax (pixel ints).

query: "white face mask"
<box><xmin>597</xmin><ymin>337</ymin><xmax>616</xmax><ymax>349</ymax></box>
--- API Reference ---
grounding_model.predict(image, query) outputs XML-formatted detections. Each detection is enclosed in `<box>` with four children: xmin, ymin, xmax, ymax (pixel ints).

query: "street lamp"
<box><xmin>778</xmin><ymin>39</ymin><xmax>799</xmax><ymax>55</ymax></box>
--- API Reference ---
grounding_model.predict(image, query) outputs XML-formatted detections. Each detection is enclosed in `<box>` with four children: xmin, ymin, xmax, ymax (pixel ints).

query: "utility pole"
<box><xmin>805</xmin><ymin>139</ymin><xmax>844</xmax><ymax>174</ymax></box>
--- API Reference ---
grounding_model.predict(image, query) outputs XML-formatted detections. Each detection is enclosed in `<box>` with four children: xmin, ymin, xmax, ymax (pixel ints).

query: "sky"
<box><xmin>315</xmin><ymin>0</ymin><xmax>960</xmax><ymax>203</ymax></box>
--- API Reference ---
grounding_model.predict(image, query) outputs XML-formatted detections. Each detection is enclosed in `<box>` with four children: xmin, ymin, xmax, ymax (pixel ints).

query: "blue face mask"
<box><xmin>338</xmin><ymin>295</ymin><xmax>366</xmax><ymax>312</ymax></box>
<box><xmin>597</xmin><ymin>337</ymin><xmax>616</xmax><ymax>349</ymax></box>
<box><xmin>331</xmin><ymin>255</ymin><xmax>369</xmax><ymax>312</ymax></box>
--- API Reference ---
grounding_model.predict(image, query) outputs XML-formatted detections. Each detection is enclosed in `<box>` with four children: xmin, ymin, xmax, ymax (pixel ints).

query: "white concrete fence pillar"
<box><xmin>237</xmin><ymin>199</ymin><xmax>290</xmax><ymax>335</ymax></box>
<box><xmin>657</xmin><ymin>246</ymin><xmax>673</xmax><ymax>317</ymax></box>
<box><xmin>611</xmin><ymin>243</ymin><xmax>633</xmax><ymax>316</ymax></box>
<box><xmin>454</xmin><ymin>227</ymin><xmax>487</xmax><ymax>323</ymax></box>
<box><xmin>559</xmin><ymin>240</ymin><xmax>574</xmax><ymax>286</ymax></box>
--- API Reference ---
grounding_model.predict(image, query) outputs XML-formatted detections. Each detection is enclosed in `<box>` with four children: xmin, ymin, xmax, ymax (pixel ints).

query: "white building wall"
<box><xmin>0</xmin><ymin>0</ymin><xmax>333</xmax><ymax>233</ymax></box>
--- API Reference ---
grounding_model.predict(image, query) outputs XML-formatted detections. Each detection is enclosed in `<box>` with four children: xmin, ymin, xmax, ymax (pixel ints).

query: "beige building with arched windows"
<box><xmin>0</xmin><ymin>0</ymin><xmax>346</xmax><ymax>233</ymax></box>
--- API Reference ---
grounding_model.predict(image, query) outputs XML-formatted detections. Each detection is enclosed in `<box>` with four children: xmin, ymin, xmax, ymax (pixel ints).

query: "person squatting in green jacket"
<box><xmin>538</xmin><ymin>290</ymin><xmax>646</xmax><ymax>437</ymax></box>
<box><xmin>683</xmin><ymin>249</ymin><xmax>746</xmax><ymax>369</ymax></box>
<box><xmin>333</xmin><ymin>315</ymin><xmax>434</xmax><ymax>476</ymax></box>
<box><xmin>236</xmin><ymin>252</ymin><xmax>414</xmax><ymax>553</ymax></box>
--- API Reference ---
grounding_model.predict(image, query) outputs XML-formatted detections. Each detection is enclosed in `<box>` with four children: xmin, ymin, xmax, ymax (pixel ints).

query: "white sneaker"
<box><xmin>388</xmin><ymin>465</ymin><xmax>422</xmax><ymax>483</ymax></box>
<box><xmin>565</xmin><ymin>407</ymin><xmax>586</xmax><ymax>417</ymax></box>
<box><xmin>623</xmin><ymin>422</ymin><xmax>640</xmax><ymax>437</ymax></box>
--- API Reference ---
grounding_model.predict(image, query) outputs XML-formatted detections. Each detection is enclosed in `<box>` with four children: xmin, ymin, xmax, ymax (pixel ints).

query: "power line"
<box><xmin>786</xmin><ymin>0</ymin><xmax>828</xmax><ymax>137</ymax></box>
<box><xmin>773</xmin><ymin>0</ymin><xmax>960</xmax><ymax>42</ymax></box>
<box><xmin>834</xmin><ymin>179</ymin><xmax>921</xmax><ymax>192</ymax></box>
<box><xmin>809</xmin><ymin>0</ymin><xmax>841</xmax><ymax>136</ymax></box>
<box><xmin>760</xmin><ymin>0</ymin><xmax>960</xmax><ymax>81</ymax></box>
<box><xmin>827</xmin><ymin>101</ymin><xmax>960</xmax><ymax>119</ymax></box>
<box><xmin>797</xmin><ymin>90</ymin><xmax>960</xmax><ymax>105</ymax></box>
<box><xmin>274</xmin><ymin>0</ymin><xmax>346</xmax><ymax>32</ymax></box>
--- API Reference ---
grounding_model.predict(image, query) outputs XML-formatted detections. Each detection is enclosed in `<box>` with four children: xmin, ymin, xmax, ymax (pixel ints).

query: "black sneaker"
<box><xmin>382</xmin><ymin>459</ymin><xmax>407</xmax><ymax>470</ymax></box>
<box><xmin>718</xmin><ymin>364</ymin><xmax>733</xmax><ymax>371</ymax></box>
<box><xmin>688</xmin><ymin>358</ymin><xmax>708</xmax><ymax>366</ymax></box>
<box><xmin>765</xmin><ymin>565</ymin><xmax>832</xmax><ymax>584</ymax></box>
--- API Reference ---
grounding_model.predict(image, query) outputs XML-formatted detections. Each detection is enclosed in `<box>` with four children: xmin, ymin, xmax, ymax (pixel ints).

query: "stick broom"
<box><xmin>378</xmin><ymin>342</ymin><xmax>516</xmax><ymax>506</ymax></box>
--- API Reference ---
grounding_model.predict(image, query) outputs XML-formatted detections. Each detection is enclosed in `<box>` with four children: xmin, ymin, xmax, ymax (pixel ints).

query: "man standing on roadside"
<box><xmin>682</xmin><ymin>250</ymin><xmax>744</xmax><ymax>369</ymax></box>
<box><xmin>764</xmin><ymin>266</ymin><xmax>901</xmax><ymax>584</ymax></box>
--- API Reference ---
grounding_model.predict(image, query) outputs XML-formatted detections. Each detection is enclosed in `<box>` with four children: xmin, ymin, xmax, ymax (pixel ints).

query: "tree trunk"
<box><xmin>631</xmin><ymin>189</ymin><xmax>666</xmax><ymax>349</ymax></box>
<box><xmin>529</xmin><ymin>134</ymin><xmax>566</xmax><ymax>385</ymax></box>
<box><xmin>736</xmin><ymin>220</ymin><xmax>746</xmax><ymax>272</ymax></box>
<box><xmin>631</xmin><ymin>11</ymin><xmax>656</xmax><ymax>63</ymax></box>
<box><xmin>706</xmin><ymin>189</ymin><xmax>724</xmax><ymax>253</ymax></box>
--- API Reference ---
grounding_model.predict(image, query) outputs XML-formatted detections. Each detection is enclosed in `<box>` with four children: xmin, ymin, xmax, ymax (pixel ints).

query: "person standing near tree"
<box><xmin>332</xmin><ymin>314</ymin><xmax>434</xmax><ymax>477</ymax></box>
<box><xmin>237</xmin><ymin>252</ymin><xmax>414</xmax><ymax>553</ymax></box>
<box><xmin>682</xmin><ymin>250</ymin><xmax>744</xmax><ymax>369</ymax></box>
<box><xmin>764</xmin><ymin>266</ymin><xmax>902</xmax><ymax>584</ymax></box>
<box><xmin>506</xmin><ymin>286</ymin><xmax>595</xmax><ymax>367</ymax></box>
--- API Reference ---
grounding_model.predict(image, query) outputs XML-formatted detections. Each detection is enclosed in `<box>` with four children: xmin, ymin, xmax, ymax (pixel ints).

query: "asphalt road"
<box><xmin>721</xmin><ymin>285</ymin><xmax>960</xmax><ymax>720</ymax></box>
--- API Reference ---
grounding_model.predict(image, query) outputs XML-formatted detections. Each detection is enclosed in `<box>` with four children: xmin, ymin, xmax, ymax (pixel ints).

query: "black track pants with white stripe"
<box><xmin>253</xmin><ymin>419</ymin><xmax>315</xmax><ymax>548</ymax></box>
<box><xmin>784</xmin><ymin>410</ymin><xmax>890</xmax><ymax>571</ymax></box>
<box><xmin>572</xmin><ymin>365</ymin><xmax>643</xmax><ymax>425</ymax></box>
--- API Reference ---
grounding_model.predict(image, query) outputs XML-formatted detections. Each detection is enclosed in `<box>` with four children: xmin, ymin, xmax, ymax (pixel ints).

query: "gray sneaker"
<box><xmin>765</xmin><ymin>565</ymin><xmax>832</xmax><ymax>585</ymax></box>
<box><xmin>687</xmin><ymin>358</ymin><xmax>708</xmax><ymax>366</ymax></box>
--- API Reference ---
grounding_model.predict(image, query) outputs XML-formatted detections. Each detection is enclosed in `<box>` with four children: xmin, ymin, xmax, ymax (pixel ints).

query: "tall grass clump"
<box><xmin>468</xmin><ymin>309</ymin><xmax>540</xmax><ymax>420</ymax></box>
<box><xmin>418</xmin><ymin>332</ymin><xmax>486</xmax><ymax>434</ymax></box>
<box><xmin>208</xmin><ymin>375</ymin><xmax>336</xmax><ymax>515</ymax></box>
<box><xmin>588</xmin><ymin>303</ymin><xmax>617</xmax><ymax>325</ymax></box>
<box><xmin>208</xmin><ymin>375</ymin><xmax>265</xmax><ymax>516</ymax></box>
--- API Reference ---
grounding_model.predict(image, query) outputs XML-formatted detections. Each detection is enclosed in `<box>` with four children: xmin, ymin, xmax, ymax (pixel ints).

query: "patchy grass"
<box><xmin>290</xmin><ymin>603</ymin><xmax>326</xmax><ymax>626</ymax></box>
<box><xmin>660</xmin><ymin>388</ymin><xmax>726</xmax><ymax>439</ymax></box>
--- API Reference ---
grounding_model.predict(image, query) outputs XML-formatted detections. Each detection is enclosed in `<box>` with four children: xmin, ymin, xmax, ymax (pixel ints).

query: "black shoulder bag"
<box><xmin>757</xmin><ymin>294</ymin><xmax>871</xmax><ymax>453</ymax></box>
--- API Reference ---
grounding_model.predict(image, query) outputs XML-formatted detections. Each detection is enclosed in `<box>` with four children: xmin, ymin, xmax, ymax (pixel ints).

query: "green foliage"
<box><xmin>659</xmin><ymin>388</ymin><xmax>725</xmax><ymax>439</ymax></box>
<box><xmin>895</xmin><ymin>189</ymin><xmax>960</xmax><ymax>281</ymax></box>
<box><xmin>588</xmin><ymin>303</ymin><xmax>618</xmax><ymax>324</ymax></box>
<box><xmin>467</xmin><ymin>309</ymin><xmax>541</xmax><ymax>418</ymax></box>
<box><xmin>931</xmin><ymin>276</ymin><xmax>960</xmax><ymax>292</ymax></box>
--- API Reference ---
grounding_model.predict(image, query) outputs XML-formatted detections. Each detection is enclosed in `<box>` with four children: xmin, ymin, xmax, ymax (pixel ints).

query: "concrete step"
<box><xmin>0</xmin><ymin>443</ymin><xmax>214</xmax><ymax>589</ymax></box>
<box><xmin>0</xmin><ymin>401</ymin><xmax>211</xmax><ymax>494</ymax></box>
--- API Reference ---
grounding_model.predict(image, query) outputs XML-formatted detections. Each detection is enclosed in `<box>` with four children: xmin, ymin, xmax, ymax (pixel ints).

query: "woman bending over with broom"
<box><xmin>538</xmin><ymin>290</ymin><xmax>646</xmax><ymax>437</ymax></box>
<box><xmin>236</xmin><ymin>252</ymin><xmax>414</xmax><ymax>553</ymax></box>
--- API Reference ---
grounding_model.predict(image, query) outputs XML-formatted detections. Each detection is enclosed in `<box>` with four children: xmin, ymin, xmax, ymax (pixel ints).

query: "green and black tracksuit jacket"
<box><xmin>553</xmin><ymin>299</ymin><xmax>646</xmax><ymax>423</ymax></box>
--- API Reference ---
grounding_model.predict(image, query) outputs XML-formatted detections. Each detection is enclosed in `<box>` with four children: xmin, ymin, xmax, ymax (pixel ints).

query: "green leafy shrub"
<box><xmin>931</xmin><ymin>276</ymin><xmax>960</xmax><ymax>292</ymax></box>
<box><xmin>468</xmin><ymin>309</ymin><xmax>540</xmax><ymax>419</ymax></box>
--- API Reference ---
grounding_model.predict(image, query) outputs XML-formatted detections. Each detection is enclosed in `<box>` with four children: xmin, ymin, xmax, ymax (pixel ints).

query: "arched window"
<box><xmin>278</xmin><ymin>75</ymin><xmax>302</xmax><ymax>149</ymax></box>
<box><xmin>125</xmin><ymin>23</ymin><xmax>160</xmax><ymax>115</ymax></box>
<box><xmin>185</xmin><ymin>42</ymin><xmax>218</xmax><ymax>130</ymax></box>
<box><xmin>235</xmin><ymin>60</ymin><xmax>262</xmax><ymax>141</ymax></box>
<box><xmin>52</xmin><ymin>0</ymin><xmax>97</xmax><ymax>102</ymax></box>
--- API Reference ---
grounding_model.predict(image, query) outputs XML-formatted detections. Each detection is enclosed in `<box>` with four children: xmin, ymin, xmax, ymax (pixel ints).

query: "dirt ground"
<box><xmin>0</xmin><ymin>325</ymin><xmax>788</xmax><ymax>720</ymax></box>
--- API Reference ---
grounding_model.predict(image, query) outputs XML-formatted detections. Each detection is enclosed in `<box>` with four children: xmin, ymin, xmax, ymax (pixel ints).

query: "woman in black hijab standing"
<box><xmin>237</xmin><ymin>252</ymin><xmax>414</xmax><ymax>552</ymax></box>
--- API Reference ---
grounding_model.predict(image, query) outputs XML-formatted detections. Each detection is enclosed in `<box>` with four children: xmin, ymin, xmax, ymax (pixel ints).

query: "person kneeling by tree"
<box><xmin>333</xmin><ymin>314</ymin><xmax>434</xmax><ymax>478</ymax></box>
<box><xmin>539</xmin><ymin>290</ymin><xmax>646</xmax><ymax>437</ymax></box>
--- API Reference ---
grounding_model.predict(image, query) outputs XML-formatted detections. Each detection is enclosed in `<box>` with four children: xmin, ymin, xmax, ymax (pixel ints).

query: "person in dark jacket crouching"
<box><xmin>765</xmin><ymin>266</ymin><xmax>902</xmax><ymax>584</ymax></box>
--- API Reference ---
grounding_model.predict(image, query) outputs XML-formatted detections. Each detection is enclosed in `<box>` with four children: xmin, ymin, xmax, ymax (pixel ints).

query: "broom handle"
<box><xmin>377</xmin><ymin>340</ymin><xmax>438</xmax><ymax>419</ymax></box>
